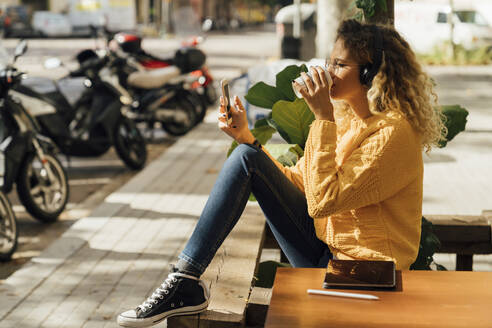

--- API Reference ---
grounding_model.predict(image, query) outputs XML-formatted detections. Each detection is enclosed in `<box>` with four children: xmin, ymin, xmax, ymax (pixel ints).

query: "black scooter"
<box><xmin>0</xmin><ymin>40</ymin><xmax>69</xmax><ymax>223</ymax></box>
<box><xmin>14</xmin><ymin>46</ymin><xmax>147</xmax><ymax>170</ymax></box>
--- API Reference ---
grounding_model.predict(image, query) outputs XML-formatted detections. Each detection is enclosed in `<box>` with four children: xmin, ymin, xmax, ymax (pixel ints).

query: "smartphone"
<box><xmin>220</xmin><ymin>79</ymin><xmax>233</xmax><ymax>126</ymax></box>
<box><xmin>323</xmin><ymin>260</ymin><xmax>396</xmax><ymax>289</ymax></box>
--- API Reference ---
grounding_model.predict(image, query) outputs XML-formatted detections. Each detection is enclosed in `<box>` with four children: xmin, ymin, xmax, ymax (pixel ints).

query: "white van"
<box><xmin>395</xmin><ymin>1</ymin><xmax>492</xmax><ymax>54</ymax></box>
<box><xmin>32</xmin><ymin>12</ymin><xmax>72</xmax><ymax>37</ymax></box>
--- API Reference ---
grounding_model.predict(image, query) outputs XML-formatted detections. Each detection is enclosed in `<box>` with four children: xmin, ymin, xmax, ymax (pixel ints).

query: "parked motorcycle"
<box><xmin>108</xmin><ymin>47</ymin><xmax>205</xmax><ymax>136</ymax></box>
<box><xmin>14</xmin><ymin>45</ymin><xmax>147</xmax><ymax>170</ymax></box>
<box><xmin>0</xmin><ymin>40</ymin><xmax>69</xmax><ymax>222</ymax></box>
<box><xmin>77</xmin><ymin>26</ymin><xmax>202</xmax><ymax>136</ymax></box>
<box><xmin>111</xmin><ymin>32</ymin><xmax>216</xmax><ymax>124</ymax></box>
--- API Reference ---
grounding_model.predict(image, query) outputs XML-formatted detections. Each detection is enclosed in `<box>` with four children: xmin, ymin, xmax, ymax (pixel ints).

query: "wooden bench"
<box><xmin>426</xmin><ymin>211</ymin><xmax>492</xmax><ymax>271</ymax></box>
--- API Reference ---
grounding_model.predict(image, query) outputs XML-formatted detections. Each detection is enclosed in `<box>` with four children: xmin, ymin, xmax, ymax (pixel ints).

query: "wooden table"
<box><xmin>265</xmin><ymin>268</ymin><xmax>492</xmax><ymax>327</ymax></box>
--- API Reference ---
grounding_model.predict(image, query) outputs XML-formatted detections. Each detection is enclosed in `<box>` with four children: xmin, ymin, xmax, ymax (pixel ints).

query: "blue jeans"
<box><xmin>178</xmin><ymin>144</ymin><xmax>332</xmax><ymax>276</ymax></box>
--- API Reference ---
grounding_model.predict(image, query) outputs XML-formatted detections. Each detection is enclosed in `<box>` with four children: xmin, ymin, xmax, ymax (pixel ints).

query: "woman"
<box><xmin>117</xmin><ymin>19</ymin><xmax>446</xmax><ymax>327</ymax></box>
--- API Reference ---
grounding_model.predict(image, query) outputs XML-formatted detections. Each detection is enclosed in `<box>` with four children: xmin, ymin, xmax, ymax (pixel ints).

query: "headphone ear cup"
<box><xmin>360</xmin><ymin>65</ymin><xmax>370</xmax><ymax>85</ymax></box>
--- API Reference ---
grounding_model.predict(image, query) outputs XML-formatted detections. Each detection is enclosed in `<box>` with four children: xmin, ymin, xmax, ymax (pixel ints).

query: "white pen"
<box><xmin>307</xmin><ymin>289</ymin><xmax>379</xmax><ymax>300</ymax></box>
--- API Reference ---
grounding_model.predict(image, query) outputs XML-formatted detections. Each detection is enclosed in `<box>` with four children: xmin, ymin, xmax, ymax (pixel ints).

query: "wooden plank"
<box><xmin>436</xmin><ymin>242</ymin><xmax>492</xmax><ymax>255</ymax></box>
<box><xmin>425</xmin><ymin>214</ymin><xmax>490</xmax><ymax>226</ymax></box>
<box><xmin>246</xmin><ymin>287</ymin><xmax>272</xmax><ymax>327</ymax></box>
<box><xmin>482</xmin><ymin>210</ymin><xmax>492</xmax><ymax>218</ymax></box>
<box><xmin>456</xmin><ymin>255</ymin><xmax>474</xmax><ymax>271</ymax></box>
<box><xmin>426</xmin><ymin>215</ymin><xmax>491</xmax><ymax>243</ymax></box>
<box><xmin>433</xmin><ymin>225</ymin><xmax>491</xmax><ymax>243</ymax></box>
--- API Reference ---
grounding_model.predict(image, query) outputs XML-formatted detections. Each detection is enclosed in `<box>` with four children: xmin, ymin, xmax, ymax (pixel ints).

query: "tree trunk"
<box><xmin>449</xmin><ymin>0</ymin><xmax>456</xmax><ymax>60</ymax></box>
<box><xmin>365</xmin><ymin>0</ymin><xmax>394</xmax><ymax>26</ymax></box>
<box><xmin>316</xmin><ymin>0</ymin><xmax>352</xmax><ymax>58</ymax></box>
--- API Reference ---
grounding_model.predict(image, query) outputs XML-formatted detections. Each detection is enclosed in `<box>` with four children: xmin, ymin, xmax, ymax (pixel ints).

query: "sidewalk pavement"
<box><xmin>0</xmin><ymin>65</ymin><xmax>491</xmax><ymax>326</ymax></box>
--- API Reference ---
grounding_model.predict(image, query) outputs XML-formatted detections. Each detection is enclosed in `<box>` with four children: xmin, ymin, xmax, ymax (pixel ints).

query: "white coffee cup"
<box><xmin>292</xmin><ymin>67</ymin><xmax>333</xmax><ymax>98</ymax></box>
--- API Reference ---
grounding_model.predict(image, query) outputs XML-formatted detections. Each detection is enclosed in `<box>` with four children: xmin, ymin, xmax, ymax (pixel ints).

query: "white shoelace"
<box><xmin>138</xmin><ymin>273</ymin><xmax>179</xmax><ymax>312</ymax></box>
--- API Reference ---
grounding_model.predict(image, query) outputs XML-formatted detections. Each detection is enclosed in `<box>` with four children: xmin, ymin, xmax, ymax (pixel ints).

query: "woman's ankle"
<box><xmin>175</xmin><ymin>259</ymin><xmax>202</xmax><ymax>278</ymax></box>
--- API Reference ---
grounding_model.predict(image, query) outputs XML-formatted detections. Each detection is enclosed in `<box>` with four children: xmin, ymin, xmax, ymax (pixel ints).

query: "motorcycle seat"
<box><xmin>21</xmin><ymin>76</ymin><xmax>58</xmax><ymax>95</ymax></box>
<box><xmin>127</xmin><ymin>66</ymin><xmax>181</xmax><ymax>89</ymax></box>
<box><xmin>137</xmin><ymin>50</ymin><xmax>174</xmax><ymax>65</ymax></box>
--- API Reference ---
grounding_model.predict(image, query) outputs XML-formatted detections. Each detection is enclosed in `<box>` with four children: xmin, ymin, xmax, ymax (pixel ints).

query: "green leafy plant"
<box><xmin>438</xmin><ymin>105</ymin><xmax>469</xmax><ymax>148</ymax></box>
<box><xmin>233</xmin><ymin>64</ymin><xmax>468</xmax><ymax>270</ymax></box>
<box><xmin>349</xmin><ymin>0</ymin><xmax>388</xmax><ymax>22</ymax></box>
<box><xmin>355</xmin><ymin>0</ymin><xmax>387</xmax><ymax>18</ymax></box>
<box><xmin>410</xmin><ymin>217</ymin><xmax>447</xmax><ymax>271</ymax></box>
<box><xmin>227</xmin><ymin>64</ymin><xmax>313</xmax><ymax>159</ymax></box>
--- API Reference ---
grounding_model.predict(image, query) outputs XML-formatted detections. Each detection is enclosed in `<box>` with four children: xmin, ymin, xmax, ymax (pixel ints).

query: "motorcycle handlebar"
<box><xmin>0</xmin><ymin>68</ymin><xmax>25</xmax><ymax>91</ymax></box>
<box><xmin>70</xmin><ymin>56</ymin><xmax>109</xmax><ymax>78</ymax></box>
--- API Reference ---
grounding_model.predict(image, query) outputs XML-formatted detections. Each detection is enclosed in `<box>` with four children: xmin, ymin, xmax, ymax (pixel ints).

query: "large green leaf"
<box><xmin>245</xmin><ymin>82</ymin><xmax>285</xmax><ymax>109</ymax></box>
<box><xmin>264</xmin><ymin>144</ymin><xmax>304</xmax><ymax>167</ymax></box>
<box><xmin>254</xmin><ymin>123</ymin><xmax>277</xmax><ymax>145</ymax></box>
<box><xmin>410</xmin><ymin>217</ymin><xmax>446</xmax><ymax>270</ymax></box>
<box><xmin>271</xmin><ymin>98</ymin><xmax>315</xmax><ymax>149</ymax></box>
<box><xmin>438</xmin><ymin>105</ymin><xmax>469</xmax><ymax>148</ymax></box>
<box><xmin>266</xmin><ymin>117</ymin><xmax>292</xmax><ymax>144</ymax></box>
<box><xmin>275</xmin><ymin>64</ymin><xmax>308</xmax><ymax>102</ymax></box>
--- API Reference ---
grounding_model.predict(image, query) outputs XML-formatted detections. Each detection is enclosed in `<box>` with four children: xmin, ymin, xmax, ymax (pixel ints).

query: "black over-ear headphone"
<box><xmin>360</xmin><ymin>25</ymin><xmax>383</xmax><ymax>87</ymax></box>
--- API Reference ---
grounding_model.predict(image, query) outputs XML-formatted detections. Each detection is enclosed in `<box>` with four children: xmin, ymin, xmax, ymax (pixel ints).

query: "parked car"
<box><xmin>32</xmin><ymin>11</ymin><xmax>72</xmax><ymax>37</ymax></box>
<box><xmin>1</xmin><ymin>5</ymin><xmax>33</xmax><ymax>38</ymax></box>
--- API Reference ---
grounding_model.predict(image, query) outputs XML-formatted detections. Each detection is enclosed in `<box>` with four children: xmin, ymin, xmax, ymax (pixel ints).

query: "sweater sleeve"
<box><xmin>304</xmin><ymin>119</ymin><xmax>419</xmax><ymax>218</ymax></box>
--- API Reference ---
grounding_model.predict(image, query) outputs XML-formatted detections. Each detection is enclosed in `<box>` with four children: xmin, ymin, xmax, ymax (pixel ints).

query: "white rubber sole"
<box><xmin>117</xmin><ymin>303</ymin><xmax>209</xmax><ymax>328</ymax></box>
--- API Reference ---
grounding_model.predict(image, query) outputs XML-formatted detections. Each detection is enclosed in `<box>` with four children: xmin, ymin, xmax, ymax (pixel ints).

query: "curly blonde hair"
<box><xmin>333</xmin><ymin>19</ymin><xmax>447</xmax><ymax>152</ymax></box>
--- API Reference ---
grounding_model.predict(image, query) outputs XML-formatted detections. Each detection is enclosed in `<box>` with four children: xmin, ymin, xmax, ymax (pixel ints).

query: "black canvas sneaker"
<box><xmin>117</xmin><ymin>268</ymin><xmax>209</xmax><ymax>327</ymax></box>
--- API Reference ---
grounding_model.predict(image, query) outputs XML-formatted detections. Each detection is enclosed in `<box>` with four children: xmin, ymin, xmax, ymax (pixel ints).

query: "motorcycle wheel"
<box><xmin>204</xmin><ymin>83</ymin><xmax>218</xmax><ymax>105</ymax></box>
<box><xmin>0</xmin><ymin>191</ymin><xmax>17</xmax><ymax>261</ymax></box>
<box><xmin>113</xmin><ymin>117</ymin><xmax>147</xmax><ymax>170</ymax></box>
<box><xmin>161</xmin><ymin>95</ymin><xmax>198</xmax><ymax>136</ymax></box>
<box><xmin>190</xmin><ymin>90</ymin><xmax>208</xmax><ymax>125</ymax></box>
<box><xmin>17</xmin><ymin>153</ymin><xmax>69</xmax><ymax>223</ymax></box>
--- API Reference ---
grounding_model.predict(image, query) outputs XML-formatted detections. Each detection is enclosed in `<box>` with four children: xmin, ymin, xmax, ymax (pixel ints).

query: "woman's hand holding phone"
<box><xmin>218</xmin><ymin>95</ymin><xmax>254</xmax><ymax>144</ymax></box>
<box><xmin>293</xmin><ymin>66</ymin><xmax>335</xmax><ymax>121</ymax></box>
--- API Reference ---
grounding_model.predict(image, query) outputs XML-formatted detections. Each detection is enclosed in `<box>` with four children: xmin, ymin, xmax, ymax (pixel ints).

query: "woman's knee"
<box><xmin>228</xmin><ymin>143</ymin><xmax>262</xmax><ymax>167</ymax></box>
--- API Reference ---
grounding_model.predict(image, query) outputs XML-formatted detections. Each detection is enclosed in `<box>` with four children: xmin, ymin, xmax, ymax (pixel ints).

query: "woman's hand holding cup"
<box><xmin>218</xmin><ymin>95</ymin><xmax>255</xmax><ymax>144</ymax></box>
<box><xmin>293</xmin><ymin>66</ymin><xmax>334</xmax><ymax>121</ymax></box>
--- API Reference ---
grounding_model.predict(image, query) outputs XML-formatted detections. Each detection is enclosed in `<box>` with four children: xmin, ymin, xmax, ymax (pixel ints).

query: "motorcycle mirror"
<box><xmin>44</xmin><ymin>57</ymin><xmax>63</xmax><ymax>70</ymax></box>
<box><xmin>202</xmin><ymin>18</ymin><xmax>213</xmax><ymax>33</ymax></box>
<box><xmin>13</xmin><ymin>39</ymin><xmax>28</xmax><ymax>62</ymax></box>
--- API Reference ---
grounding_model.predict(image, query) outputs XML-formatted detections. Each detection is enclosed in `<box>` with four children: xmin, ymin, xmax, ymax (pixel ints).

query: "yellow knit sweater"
<box><xmin>265</xmin><ymin>110</ymin><xmax>423</xmax><ymax>270</ymax></box>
